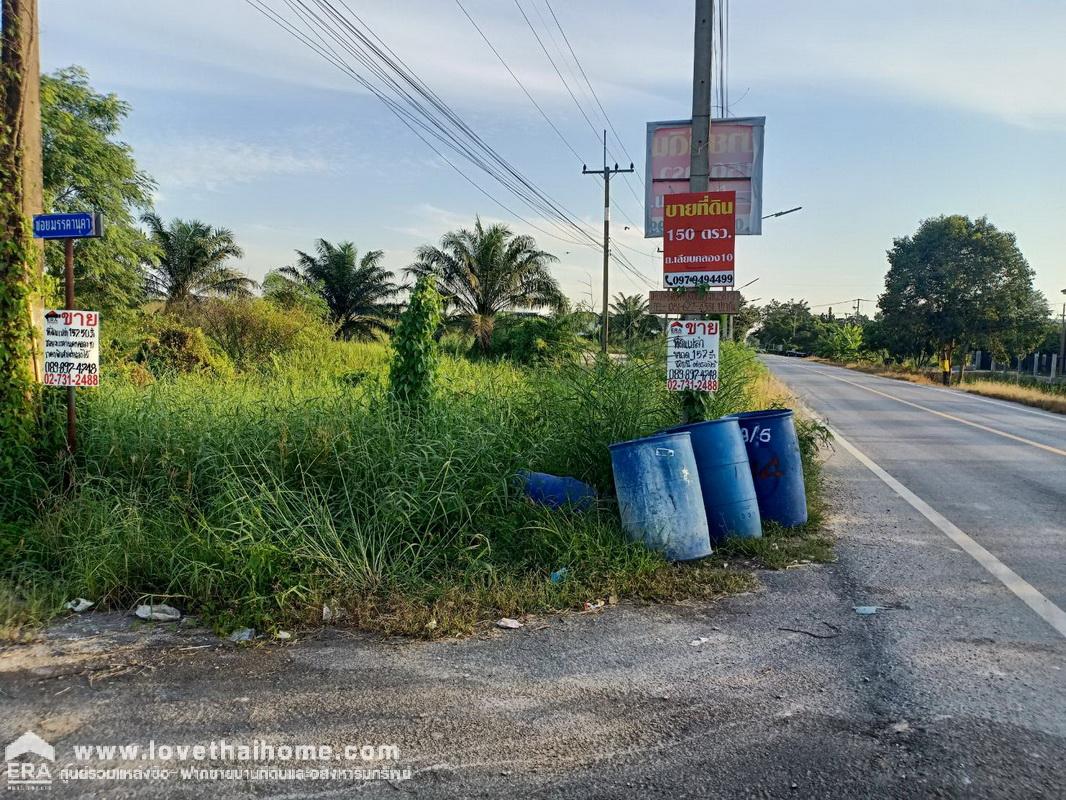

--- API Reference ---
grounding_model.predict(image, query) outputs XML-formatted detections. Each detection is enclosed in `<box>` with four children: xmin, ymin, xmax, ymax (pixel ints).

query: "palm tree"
<box><xmin>408</xmin><ymin>217</ymin><xmax>563</xmax><ymax>352</ymax></box>
<box><xmin>277</xmin><ymin>239</ymin><xmax>398</xmax><ymax>340</ymax></box>
<box><xmin>609</xmin><ymin>293</ymin><xmax>658</xmax><ymax>341</ymax></box>
<box><xmin>142</xmin><ymin>213</ymin><xmax>253</xmax><ymax>308</ymax></box>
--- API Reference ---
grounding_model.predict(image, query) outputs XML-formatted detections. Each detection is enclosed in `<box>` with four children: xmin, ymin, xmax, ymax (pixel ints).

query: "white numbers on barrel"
<box><xmin>742</xmin><ymin>425</ymin><xmax>772</xmax><ymax>444</ymax></box>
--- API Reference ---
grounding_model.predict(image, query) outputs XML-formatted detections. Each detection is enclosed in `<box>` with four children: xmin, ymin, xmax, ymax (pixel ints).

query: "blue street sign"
<box><xmin>32</xmin><ymin>212</ymin><xmax>103</xmax><ymax>240</ymax></box>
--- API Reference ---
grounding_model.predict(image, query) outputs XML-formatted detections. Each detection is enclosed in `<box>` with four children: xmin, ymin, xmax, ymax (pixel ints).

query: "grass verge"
<box><xmin>2</xmin><ymin>342</ymin><xmax>832</xmax><ymax>640</ymax></box>
<box><xmin>811</xmin><ymin>357</ymin><xmax>1066</xmax><ymax>415</ymax></box>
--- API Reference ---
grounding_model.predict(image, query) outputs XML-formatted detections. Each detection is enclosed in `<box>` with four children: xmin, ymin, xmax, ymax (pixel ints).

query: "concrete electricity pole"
<box><xmin>583</xmin><ymin>130</ymin><xmax>633</xmax><ymax>353</ymax></box>
<box><xmin>690</xmin><ymin>0</ymin><xmax>713</xmax><ymax>194</ymax></box>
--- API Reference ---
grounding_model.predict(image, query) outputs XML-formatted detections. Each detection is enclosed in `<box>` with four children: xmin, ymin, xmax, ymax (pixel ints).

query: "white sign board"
<box><xmin>43</xmin><ymin>309</ymin><xmax>100</xmax><ymax>387</ymax></box>
<box><xmin>666</xmin><ymin>319</ymin><xmax>719</xmax><ymax>392</ymax></box>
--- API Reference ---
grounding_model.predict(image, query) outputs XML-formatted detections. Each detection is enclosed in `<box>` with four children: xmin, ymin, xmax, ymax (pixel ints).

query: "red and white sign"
<box><xmin>43</xmin><ymin>309</ymin><xmax>100</xmax><ymax>387</ymax></box>
<box><xmin>666</xmin><ymin>319</ymin><xmax>719</xmax><ymax>392</ymax></box>
<box><xmin>662</xmin><ymin>191</ymin><xmax>736</xmax><ymax>288</ymax></box>
<box><xmin>645</xmin><ymin>117</ymin><xmax>764</xmax><ymax>238</ymax></box>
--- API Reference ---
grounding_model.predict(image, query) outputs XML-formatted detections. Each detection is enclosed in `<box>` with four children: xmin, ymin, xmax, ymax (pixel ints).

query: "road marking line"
<box><xmin>812</xmin><ymin>370</ymin><xmax>1066</xmax><ymax>458</ymax></box>
<box><xmin>826</xmin><ymin>422</ymin><xmax>1066</xmax><ymax>640</ymax></box>
<box><xmin>824</xmin><ymin>364</ymin><xmax>1066</xmax><ymax>425</ymax></box>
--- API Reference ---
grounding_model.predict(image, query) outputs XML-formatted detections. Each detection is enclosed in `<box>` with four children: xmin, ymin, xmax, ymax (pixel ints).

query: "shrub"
<box><xmin>180</xmin><ymin>298</ymin><xmax>329</xmax><ymax>368</ymax></box>
<box><xmin>488</xmin><ymin>313</ymin><xmax>584</xmax><ymax>364</ymax></box>
<box><xmin>134</xmin><ymin>320</ymin><xmax>233</xmax><ymax>378</ymax></box>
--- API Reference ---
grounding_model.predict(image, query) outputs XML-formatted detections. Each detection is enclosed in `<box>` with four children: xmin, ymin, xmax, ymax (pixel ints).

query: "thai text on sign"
<box><xmin>662</xmin><ymin>191</ymin><xmax>736</xmax><ymax>289</ymax></box>
<box><xmin>43</xmin><ymin>309</ymin><xmax>100</xmax><ymax>387</ymax></box>
<box><xmin>666</xmin><ymin>319</ymin><xmax>719</xmax><ymax>392</ymax></box>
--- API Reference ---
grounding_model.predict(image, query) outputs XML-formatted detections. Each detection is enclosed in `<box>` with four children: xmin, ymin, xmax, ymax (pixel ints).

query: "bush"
<box><xmin>134</xmin><ymin>319</ymin><xmax>233</xmax><ymax>378</ymax></box>
<box><xmin>180</xmin><ymin>298</ymin><xmax>330</xmax><ymax>368</ymax></box>
<box><xmin>488</xmin><ymin>313</ymin><xmax>584</xmax><ymax>364</ymax></box>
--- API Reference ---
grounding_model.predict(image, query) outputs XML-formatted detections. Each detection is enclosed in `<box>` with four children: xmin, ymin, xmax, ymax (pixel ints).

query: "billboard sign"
<box><xmin>666</xmin><ymin>319</ymin><xmax>719</xmax><ymax>392</ymax></box>
<box><xmin>645</xmin><ymin>117</ymin><xmax>764</xmax><ymax>238</ymax></box>
<box><xmin>662</xmin><ymin>190</ymin><xmax>735</xmax><ymax>288</ymax></box>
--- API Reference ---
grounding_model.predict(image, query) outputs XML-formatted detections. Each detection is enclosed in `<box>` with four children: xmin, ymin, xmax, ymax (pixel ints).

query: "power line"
<box><xmin>258</xmin><ymin>0</ymin><xmax>606</xmax><ymax>254</ymax></box>
<box><xmin>454</xmin><ymin>0</ymin><xmax>645</xmax><ymax>238</ymax></box>
<box><xmin>543</xmin><ymin>1</ymin><xmax>643</xmax><ymax>188</ymax></box>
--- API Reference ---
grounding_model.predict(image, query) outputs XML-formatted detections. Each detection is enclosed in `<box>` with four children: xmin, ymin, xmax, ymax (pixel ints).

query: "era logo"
<box><xmin>5</xmin><ymin>732</ymin><xmax>54</xmax><ymax>788</ymax></box>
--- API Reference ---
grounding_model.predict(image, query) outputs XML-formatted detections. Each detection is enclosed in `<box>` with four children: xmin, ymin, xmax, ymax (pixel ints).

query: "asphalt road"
<box><xmin>765</xmin><ymin>355</ymin><xmax>1066</xmax><ymax>613</ymax></box>
<box><xmin>2</xmin><ymin>358</ymin><xmax>1065</xmax><ymax>799</ymax></box>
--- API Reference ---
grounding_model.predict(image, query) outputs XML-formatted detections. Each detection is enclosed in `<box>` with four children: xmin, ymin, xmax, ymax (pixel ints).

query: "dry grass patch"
<box><xmin>959</xmin><ymin>380</ymin><xmax>1066</xmax><ymax>414</ymax></box>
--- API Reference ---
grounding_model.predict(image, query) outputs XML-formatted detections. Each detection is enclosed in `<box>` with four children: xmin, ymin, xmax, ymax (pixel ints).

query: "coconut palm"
<box><xmin>276</xmin><ymin>239</ymin><xmax>398</xmax><ymax>340</ymax></box>
<box><xmin>609</xmin><ymin>292</ymin><xmax>658</xmax><ymax>341</ymax></box>
<box><xmin>408</xmin><ymin>217</ymin><xmax>563</xmax><ymax>352</ymax></box>
<box><xmin>142</xmin><ymin>213</ymin><xmax>253</xmax><ymax>308</ymax></box>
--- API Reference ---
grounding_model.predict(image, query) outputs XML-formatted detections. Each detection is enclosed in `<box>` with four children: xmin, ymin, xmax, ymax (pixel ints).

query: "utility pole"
<box><xmin>583</xmin><ymin>130</ymin><xmax>633</xmax><ymax>353</ymax></box>
<box><xmin>690</xmin><ymin>0</ymin><xmax>713</xmax><ymax>194</ymax></box>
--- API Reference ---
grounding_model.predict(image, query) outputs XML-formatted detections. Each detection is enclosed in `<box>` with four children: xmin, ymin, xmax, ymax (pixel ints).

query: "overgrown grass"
<box><xmin>959</xmin><ymin>377</ymin><xmax>1066</xmax><ymax>413</ymax></box>
<box><xmin>2</xmin><ymin>339</ymin><xmax>830</xmax><ymax>639</ymax></box>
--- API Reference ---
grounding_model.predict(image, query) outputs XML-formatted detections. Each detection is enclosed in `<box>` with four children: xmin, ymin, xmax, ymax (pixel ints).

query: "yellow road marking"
<box><xmin>813</xmin><ymin>370</ymin><xmax>1066</xmax><ymax>458</ymax></box>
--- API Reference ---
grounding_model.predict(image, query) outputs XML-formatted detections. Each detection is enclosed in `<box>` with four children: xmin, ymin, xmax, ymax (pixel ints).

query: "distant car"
<box><xmin>783</xmin><ymin>350</ymin><xmax>810</xmax><ymax>358</ymax></box>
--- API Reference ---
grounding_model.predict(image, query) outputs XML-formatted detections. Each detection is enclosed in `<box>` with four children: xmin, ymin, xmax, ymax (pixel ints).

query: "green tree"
<box><xmin>815</xmin><ymin>323</ymin><xmax>864</xmax><ymax>361</ymax></box>
<box><xmin>878</xmin><ymin>215</ymin><xmax>1047</xmax><ymax>378</ymax></box>
<box><xmin>42</xmin><ymin>66</ymin><xmax>156</xmax><ymax>310</ymax></box>
<box><xmin>756</xmin><ymin>299</ymin><xmax>823</xmax><ymax>352</ymax></box>
<box><xmin>731</xmin><ymin>295</ymin><xmax>761</xmax><ymax>343</ymax></box>
<box><xmin>141</xmin><ymin>214</ymin><xmax>252</xmax><ymax>309</ymax></box>
<box><xmin>408</xmin><ymin>217</ymin><xmax>563</xmax><ymax>352</ymax></box>
<box><xmin>389</xmin><ymin>276</ymin><xmax>442</xmax><ymax>408</ymax></box>
<box><xmin>609</xmin><ymin>292</ymin><xmax>659</xmax><ymax>341</ymax></box>
<box><xmin>277</xmin><ymin>239</ymin><xmax>398</xmax><ymax>340</ymax></box>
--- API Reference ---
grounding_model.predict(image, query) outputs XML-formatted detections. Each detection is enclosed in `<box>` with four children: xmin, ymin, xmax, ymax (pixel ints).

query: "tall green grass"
<box><xmin>1</xmin><ymin>340</ymin><xmax>818</xmax><ymax>637</ymax></box>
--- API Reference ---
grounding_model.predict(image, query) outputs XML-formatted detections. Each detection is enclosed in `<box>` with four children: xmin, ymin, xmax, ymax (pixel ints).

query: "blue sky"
<box><xmin>41</xmin><ymin>1</ymin><xmax>1066</xmax><ymax>312</ymax></box>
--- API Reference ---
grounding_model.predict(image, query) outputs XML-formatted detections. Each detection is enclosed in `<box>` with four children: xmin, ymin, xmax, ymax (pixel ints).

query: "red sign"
<box><xmin>662</xmin><ymin>191</ymin><xmax>736</xmax><ymax>288</ymax></box>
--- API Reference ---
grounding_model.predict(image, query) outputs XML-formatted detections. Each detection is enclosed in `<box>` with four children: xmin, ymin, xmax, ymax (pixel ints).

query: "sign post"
<box><xmin>32</xmin><ymin>212</ymin><xmax>103</xmax><ymax>460</ymax></box>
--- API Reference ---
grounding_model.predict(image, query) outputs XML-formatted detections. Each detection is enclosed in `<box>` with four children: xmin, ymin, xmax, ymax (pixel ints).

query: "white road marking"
<box><xmin>812</xmin><ymin>370</ymin><xmax>1066</xmax><ymax>458</ymax></box>
<box><xmin>827</xmin><ymin>422</ymin><xmax>1066</xmax><ymax>639</ymax></box>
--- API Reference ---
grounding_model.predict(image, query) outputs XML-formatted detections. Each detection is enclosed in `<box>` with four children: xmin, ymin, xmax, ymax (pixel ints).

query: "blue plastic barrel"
<box><xmin>516</xmin><ymin>470</ymin><xmax>597</xmax><ymax>510</ymax></box>
<box><xmin>729</xmin><ymin>409</ymin><xmax>808</xmax><ymax>527</ymax></box>
<box><xmin>665</xmin><ymin>418</ymin><xmax>762</xmax><ymax>540</ymax></box>
<box><xmin>608</xmin><ymin>431</ymin><xmax>712</xmax><ymax>561</ymax></box>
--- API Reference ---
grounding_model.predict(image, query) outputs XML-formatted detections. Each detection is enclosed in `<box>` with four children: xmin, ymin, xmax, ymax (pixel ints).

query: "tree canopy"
<box><xmin>142</xmin><ymin>214</ymin><xmax>253</xmax><ymax>308</ymax></box>
<box><xmin>42</xmin><ymin>66</ymin><xmax>156</xmax><ymax>310</ymax></box>
<box><xmin>408</xmin><ymin>217</ymin><xmax>563</xmax><ymax>352</ymax></box>
<box><xmin>609</xmin><ymin>293</ymin><xmax>659</xmax><ymax>341</ymax></box>
<box><xmin>877</xmin><ymin>215</ymin><xmax>1048</xmax><ymax>365</ymax></box>
<box><xmin>275</xmin><ymin>239</ymin><xmax>398</xmax><ymax>340</ymax></box>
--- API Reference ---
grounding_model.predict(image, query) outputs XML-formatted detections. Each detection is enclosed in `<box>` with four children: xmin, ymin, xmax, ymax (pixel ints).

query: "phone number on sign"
<box><xmin>44</xmin><ymin>373</ymin><xmax>100</xmax><ymax>387</ymax></box>
<box><xmin>667</xmin><ymin>379</ymin><xmax>719</xmax><ymax>391</ymax></box>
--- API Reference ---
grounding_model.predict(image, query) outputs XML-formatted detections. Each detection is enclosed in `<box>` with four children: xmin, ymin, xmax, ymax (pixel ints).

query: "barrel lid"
<box><xmin>608</xmin><ymin>429</ymin><xmax>692</xmax><ymax>451</ymax></box>
<box><xmin>729</xmin><ymin>408</ymin><xmax>794</xmax><ymax>422</ymax></box>
<box><xmin>661</xmin><ymin>417</ymin><xmax>739</xmax><ymax>435</ymax></box>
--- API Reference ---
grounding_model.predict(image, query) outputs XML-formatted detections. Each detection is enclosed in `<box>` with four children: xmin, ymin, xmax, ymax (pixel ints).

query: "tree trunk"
<box><xmin>0</xmin><ymin>0</ymin><xmax>42</xmax><ymax>454</ymax></box>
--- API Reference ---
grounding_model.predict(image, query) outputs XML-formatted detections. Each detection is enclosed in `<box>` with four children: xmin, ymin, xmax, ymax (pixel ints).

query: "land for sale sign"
<box><xmin>666</xmin><ymin>319</ymin><xmax>719</xmax><ymax>392</ymax></box>
<box><xmin>661</xmin><ymin>191</ymin><xmax>736</xmax><ymax>288</ymax></box>
<box><xmin>43</xmin><ymin>309</ymin><xmax>100</xmax><ymax>387</ymax></box>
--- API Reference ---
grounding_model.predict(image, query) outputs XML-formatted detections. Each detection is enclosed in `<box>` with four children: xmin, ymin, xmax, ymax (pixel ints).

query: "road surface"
<box><xmin>1</xmin><ymin>357</ymin><xmax>1064</xmax><ymax>798</ymax></box>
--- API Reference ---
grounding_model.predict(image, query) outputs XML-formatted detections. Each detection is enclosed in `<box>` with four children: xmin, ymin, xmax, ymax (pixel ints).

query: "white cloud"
<box><xmin>139</xmin><ymin>139</ymin><xmax>330</xmax><ymax>192</ymax></box>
